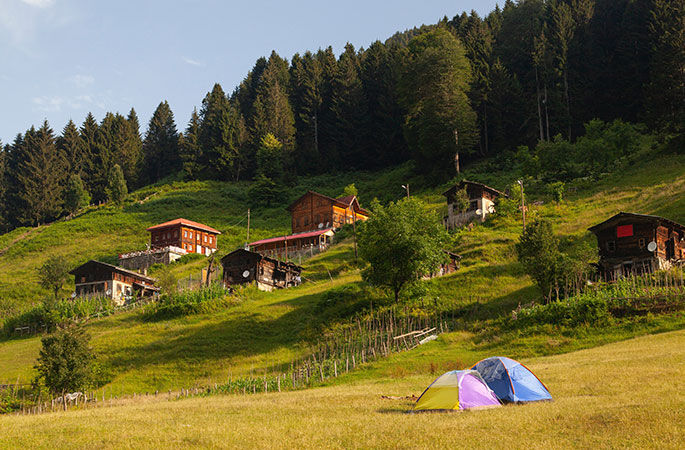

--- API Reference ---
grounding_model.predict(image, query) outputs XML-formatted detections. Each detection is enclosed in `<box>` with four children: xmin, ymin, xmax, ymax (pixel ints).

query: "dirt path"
<box><xmin>0</xmin><ymin>227</ymin><xmax>38</xmax><ymax>257</ymax></box>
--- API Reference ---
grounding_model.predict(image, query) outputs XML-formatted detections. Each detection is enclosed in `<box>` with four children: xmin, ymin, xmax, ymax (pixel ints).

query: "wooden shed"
<box><xmin>423</xmin><ymin>251</ymin><xmax>462</xmax><ymax>279</ymax></box>
<box><xmin>442</xmin><ymin>181</ymin><xmax>507</xmax><ymax>229</ymax></box>
<box><xmin>588</xmin><ymin>212</ymin><xmax>685</xmax><ymax>280</ymax></box>
<box><xmin>221</xmin><ymin>249</ymin><xmax>303</xmax><ymax>292</ymax></box>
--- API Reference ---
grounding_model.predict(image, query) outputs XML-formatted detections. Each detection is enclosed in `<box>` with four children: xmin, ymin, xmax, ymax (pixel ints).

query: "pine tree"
<box><xmin>0</xmin><ymin>140</ymin><xmax>6</xmax><ymax>231</ymax></box>
<box><xmin>290</xmin><ymin>51</ymin><xmax>323</xmax><ymax>173</ymax></box>
<box><xmin>57</xmin><ymin>120</ymin><xmax>88</xmax><ymax>176</ymax></box>
<box><xmin>329</xmin><ymin>43</ymin><xmax>369</xmax><ymax>169</ymax></box>
<box><xmin>360</xmin><ymin>41</ymin><xmax>407</xmax><ymax>168</ymax></box>
<box><xmin>179</xmin><ymin>108</ymin><xmax>203</xmax><ymax>179</ymax></box>
<box><xmin>143</xmin><ymin>101</ymin><xmax>180</xmax><ymax>183</ymax></box>
<box><xmin>63</xmin><ymin>173</ymin><xmax>91</xmax><ymax>215</ymax></box>
<box><xmin>199</xmin><ymin>84</ymin><xmax>248</xmax><ymax>180</ymax></box>
<box><xmin>16</xmin><ymin>121</ymin><xmax>68</xmax><ymax>225</ymax></box>
<box><xmin>122</xmin><ymin>108</ymin><xmax>143</xmax><ymax>187</ymax></box>
<box><xmin>79</xmin><ymin>113</ymin><xmax>99</xmax><ymax>196</ymax></box>
<box><xmin>399</xmin><ymin>28</ymin><xmax>478</xmax><ymax>178</ymax></box>
<box><xmin>105</xmin><ymin>163</ymin><xmax>128</xmax><ymax>205</ymax></box>
<box><xmin>251</xmin><ymin>52</ymin><xmax>296</xmax><ymax>156</ymax></box>
<box><xmin>646</xmin><ymin>0</ymin><xmax>685</xmax><ymax>149</ymax></box>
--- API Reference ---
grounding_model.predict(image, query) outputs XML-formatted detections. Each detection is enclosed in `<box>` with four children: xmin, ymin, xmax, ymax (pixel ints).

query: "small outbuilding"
<box><xmin>588</xmin><ymin>212</ymin><xmax>685</xmax><ymax>280</ymax></box>
<box><xmin>221</xmin><ymin>249</ymin><xmax>303</xmax><ymax>292</ymax></box>
<box><xmin>70</xmin><ymin>260</ymin><xmax>159</xmax><ymax>305</ymax></box>
<box><xmin>442</xmin><ymin>180</ymin><xmax>507</xmax><ymax>229</ymax></box>
<box><xmin>249</xmin><ymin>228</ymin><xmax>335</xmax><ymax>260</ymax></box>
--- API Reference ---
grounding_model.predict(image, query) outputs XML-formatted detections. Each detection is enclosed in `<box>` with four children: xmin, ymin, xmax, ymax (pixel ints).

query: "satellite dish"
<box><xmin>318</xmin><ymin>223</ymin><xmax>324</xmax><ymax>229</ymax></box>
<box><xmin>476</xmin><ymin>209</ymin><xmax>483</xmax><ymax>216</ymax></box>
<box><xmin>488</xmin><ymin>205</ymin><xmax>496</xmax><ymax>214</ymax></box>
<box><xmin>242</xmin><ymin>270</ymin><xmax>250</xmax><ymax>278</ymax></box>
<box><xmin>647</xmin><ymin>241</ymin><xmax>657</xmax><ymax>252</ymax></box>
<box><xmin>106</xmin><ymin>289</ymin><xmax>112</xmax><ymax>295</ymax></box>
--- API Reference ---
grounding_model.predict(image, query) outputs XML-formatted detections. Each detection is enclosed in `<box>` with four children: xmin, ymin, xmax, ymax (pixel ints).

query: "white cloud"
<box><xmin>69</xmin><ymin>74</ymin><xmax>95</xmax><ymax>89</ymax></box>
<box><xmin>182</xmin><ymin>56</ymin><xmax>204</xmax><ymax>67</ymax></box>
<box><xmin>20</xmin><ymin>0</ymin><xmax>55</xmax><ymax>8</ymax></box>
<box><xmin>31</xmin><ymin>95</ymin><xmax>63</xmax><ymax>112</ymax></box>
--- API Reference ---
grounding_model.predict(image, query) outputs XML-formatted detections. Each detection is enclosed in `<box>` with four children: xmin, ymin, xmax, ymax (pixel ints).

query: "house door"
<box><xmin>666</xmin><ymin>238</ymin><xmax>675</xmax><ymax>259</ymax></box>
<box><xmin>197</xmin><ymin>244</ymin><xmax>202</xmax><ymax>254</ymax></box>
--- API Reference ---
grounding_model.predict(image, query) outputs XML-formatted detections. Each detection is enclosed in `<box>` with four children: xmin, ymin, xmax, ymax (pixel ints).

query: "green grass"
<box><xmin>1</xmin><ymin>329</ymin><xmax>683</xmax><ymax>449</ymax></box>
<box><xmin>1</xmin><ymin>151</ymin><xmax>685</xmax><ymax>399</ymax></box>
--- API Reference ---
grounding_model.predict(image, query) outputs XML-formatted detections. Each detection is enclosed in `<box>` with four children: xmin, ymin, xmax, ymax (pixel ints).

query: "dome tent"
<box><xmin>414</xmin><ymin>370</ymin><xmax>501</xmax><ymax>411</ymax></box>
<box><xmin>472</xmin><ymin>357</ymin><xmax>552</xmax><ymax>403</ymax></box>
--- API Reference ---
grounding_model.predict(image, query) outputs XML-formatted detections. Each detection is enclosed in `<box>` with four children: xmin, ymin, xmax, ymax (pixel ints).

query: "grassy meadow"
<box><xmin>1</xmin><ymin>329</ymin><xmax>683</xmax><ymax>449</ymax></box>
<box><xmin>1</xmin><ymin>151</ymin><xmax>685</xmax><ymax>395</ymax></box>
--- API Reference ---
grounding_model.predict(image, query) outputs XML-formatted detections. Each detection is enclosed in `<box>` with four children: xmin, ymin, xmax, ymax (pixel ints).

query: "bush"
<box><xmin>141</xmin><ymin>284</ymin><xmax>232</xmax><ymax>320</ymax></box>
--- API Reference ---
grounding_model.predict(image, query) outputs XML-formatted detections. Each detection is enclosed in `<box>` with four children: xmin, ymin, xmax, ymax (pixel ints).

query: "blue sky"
<box><xmin>0</xmin><ymin>0</ymin><xmax>500</xmax><ymax>144</ymax></box>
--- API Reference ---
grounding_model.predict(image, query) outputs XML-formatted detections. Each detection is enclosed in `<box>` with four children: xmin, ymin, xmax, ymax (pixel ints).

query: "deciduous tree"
<box><xmin>358</xmin><ymin>198</ymin><xmax>448</xmax><ymax>302</ymax></box>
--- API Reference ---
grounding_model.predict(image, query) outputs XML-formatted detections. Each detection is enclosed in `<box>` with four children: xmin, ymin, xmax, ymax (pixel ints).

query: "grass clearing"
<box><xmin>1</xmin><ymin>329</ymin><xmax>683</xmax><ymax>449</ymax></box>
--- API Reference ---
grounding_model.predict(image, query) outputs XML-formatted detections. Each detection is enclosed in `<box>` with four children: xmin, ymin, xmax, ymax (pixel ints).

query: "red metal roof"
<box><xmin>146</xmin><ymin>218</ymin><xmax>221</xmax><ymax>234</ymax></box>
<box><xmin>249</xmin><ymin>228</ymin><xmax>334</xmax><ymax>247</ymax></box>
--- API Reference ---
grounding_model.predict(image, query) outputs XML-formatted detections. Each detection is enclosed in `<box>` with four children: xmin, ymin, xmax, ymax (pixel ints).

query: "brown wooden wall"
<box><xmin>290</xmin><ymin>192</ymin><xmax>368</xmax><ymax>234</ymax></box>
<box><xmin>150</xmin><ymin>225</ymin><xmax>218</xmax><ymax>255</ymax></box>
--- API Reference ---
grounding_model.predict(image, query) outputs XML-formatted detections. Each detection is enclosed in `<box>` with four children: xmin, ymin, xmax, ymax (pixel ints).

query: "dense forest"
<box><xmin>0</xmin><ymin>0</ymin><xmax>682</xmax><ymax>232</ymax></box>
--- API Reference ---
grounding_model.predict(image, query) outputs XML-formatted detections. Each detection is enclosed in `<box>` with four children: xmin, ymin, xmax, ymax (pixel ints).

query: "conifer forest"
<box><xmin>0</xmin><ymin>0</ymin><xmax>682</xmax><ymax>232</ymax></box>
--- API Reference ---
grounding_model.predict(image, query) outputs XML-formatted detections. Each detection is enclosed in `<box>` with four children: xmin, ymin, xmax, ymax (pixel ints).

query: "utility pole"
<box><xmin>453</xmin><ymin>129</ymin><xmax>460</xmax><ymax>174</ymax></box>
<box><xmin>518</xmin><ymin>180</ymin><xmax>526</xmax><ymax>232</ymax></box>
<box><xmin>246</xmin><ymin>209</ymin><xmax>251</xmax><ymax>243</ymax></box>
<box><xmin>353</xmin><ymin>209</ymin><xmax>358</xmax><ymax>260</ymax></box>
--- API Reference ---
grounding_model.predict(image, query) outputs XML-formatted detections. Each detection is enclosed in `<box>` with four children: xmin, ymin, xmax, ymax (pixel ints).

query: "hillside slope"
<box><xmin>1</xmin><ymin>329</ymin><xmax>683</xmax><ymax>449</ymax></box>
<box><xmin>1</xmin><ymin>153</ymin><xmax>684</xmax><ymax>395</ymax></box>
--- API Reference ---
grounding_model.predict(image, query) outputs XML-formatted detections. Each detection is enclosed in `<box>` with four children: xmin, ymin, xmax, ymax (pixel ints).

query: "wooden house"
<box><xmin>70</xmin><ymin>260</ymin><xmax>159</xmax><ymax>305</ymax></box>
<box><xmin>588</xmin><ymin>212</ymin><xmax>685</xmax><ymax>280</ymax></box>
<box><xmin>442</xmin><ymin>181</ymin><xmax>506</xmax><ymax>229</ymax></box>
<box><xmin>249</xmin><ymin>228</ymin><xmax>335</xmax><ymax>260</ymax></box>
<box><xmin>423</xmin><ymin>251</ymin><xmax>462</xmax><ymax>279</ymax></box>
<box><xmin>221</xmin><ymin>249</ymin><xmax>303</xmax><ymax>292</ymax></box>
<box><xmin>287</xmin><ymin>191</ymin><xmax>369</xmax><ymax>234</ymax></box>
<box><xmin>146</xmin><ymin>218</ymin><xmax>221</xmax><ymax>256</ymax></box>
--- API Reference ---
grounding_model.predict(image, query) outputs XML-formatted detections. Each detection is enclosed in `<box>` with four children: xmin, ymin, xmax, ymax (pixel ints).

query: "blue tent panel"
<box><xmin>472</xmin><ymin>357</ymin><xmax>552</xmax><ymax>403</ymax></box>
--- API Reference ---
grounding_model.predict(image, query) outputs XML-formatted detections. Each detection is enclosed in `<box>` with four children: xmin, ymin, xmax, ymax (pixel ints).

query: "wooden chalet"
<box><xmin>70</xmin><ymin>260</ymin><xmax>159</xmax><ymax>305</ymax></box>
<box><xmin>249</xmin><ymin>228</ymin><xmax>335</xmax><ymax>259</ymax></box>
<box><xmin>588</xmin><ymin>212</ymin><xmax>685</xmax><ymax>280</ymax></box>
<box><xmin>221</xmin><ymin>249</ymin><xmax>303</xmax><ymax>292</ymax></box>
<box><xmin>424</xmin><ymin>251</ymin><xmax>462</xmax><ymax>279</ymax></box>
<box><xmin>287</xmin><ymin>191</ymin><xmax>369</xmax><ymax>234</ymax></box>
<box><xmin>442</xmin><ymin>181</ymin><xmax>507</xmax><ymax>229</ymax></box>
<box><xmin>147</xmin><ymin>218</ymin><xmax>221</xmax><ymax>256</ymax></box>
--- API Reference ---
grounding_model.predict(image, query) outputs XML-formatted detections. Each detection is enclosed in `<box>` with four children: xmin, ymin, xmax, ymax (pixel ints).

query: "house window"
<box><xmin>606</xmin><ymin>241</ymin><xmax>616</xmax><ymax>252</ymax></box>
<box><xmin>204</xmin><ymin>235</ymin><xmax>207</xmax><ymax>242</ymax></box>
<box><xmin>154</xmin><ymin>234</ymin><xmax>159</xmax><ymax>242</ymax></box>
<box><xmin>184</xmin><ymin>230</ymin><xmax>188</xmax><ymax>238</ymax></box>
<box><xmin>304</xmin><ymin>216</ymin><xmax>309</xmax><ymax>226</ymax></box>
<box><xmin>638</xmin><ymin>238</ymin><xmax>646</xmax><ymax>249</ymax></box>
<box><xmin>209</xmin><ymin>237</ymin><xmax>213</xmax><ymax>244</ymax></box>
<box><xmin>174</xmin><ymin>230</ymin><xmax>178</xmax><ymax>238</ymax></box>
<box><xmin>166</xmin><ymin>232</ymin><xmax>171</xmax><ymax>239</ymax></box>
<box><xmin>189</xmin><ymin>232</ymin><xmax>193</xmax><ymax>239</ymax></box>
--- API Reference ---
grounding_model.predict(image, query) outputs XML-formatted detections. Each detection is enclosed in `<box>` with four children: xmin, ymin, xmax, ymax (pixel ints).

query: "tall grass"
<box><xmin>140</xmin><ymin>284</ymin><xmax>233</xmax><ymax>321</ymax></box>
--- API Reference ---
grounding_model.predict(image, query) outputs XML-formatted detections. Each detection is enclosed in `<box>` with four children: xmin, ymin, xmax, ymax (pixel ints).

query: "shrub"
<box><xmin>141</xmin><ymin>284</ymin><xmax>231</xmax><ymax>321</ymax></box>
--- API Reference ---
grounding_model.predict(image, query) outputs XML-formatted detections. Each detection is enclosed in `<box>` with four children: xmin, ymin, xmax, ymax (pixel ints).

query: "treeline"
<box><xmin>0</xmin><ymin>0</ymin><xmax>682</xmax><ymax>232</ymax></box>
